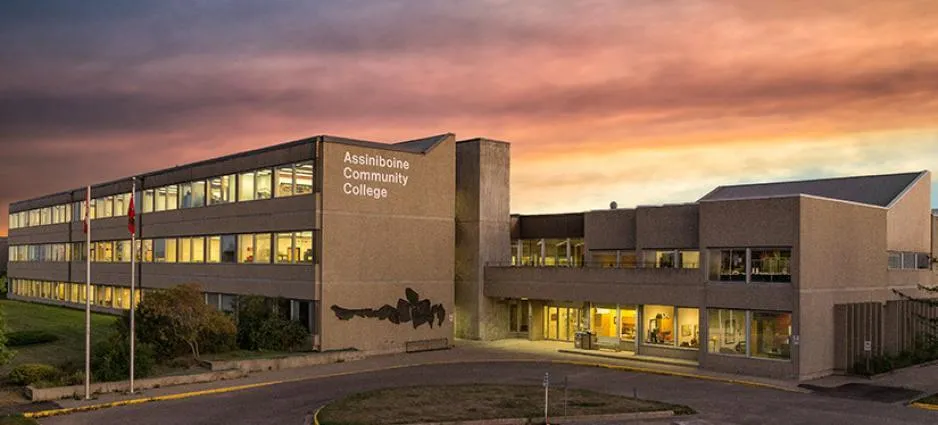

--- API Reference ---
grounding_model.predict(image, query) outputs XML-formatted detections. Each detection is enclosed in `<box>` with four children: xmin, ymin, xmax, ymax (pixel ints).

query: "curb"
<box><xmin>312</xmin><ymin>403</ymin><xmax>325</xmax><ymax>425</ymax></box>
<box><xmin>910</xmin><ymin>402</ymin><xmax>938</xmax><ymax>412</ymax></box>
<box><xmin>22</xmin><ymin>357</ymin><xmax>800</xmax><ymax>419</ymax></box>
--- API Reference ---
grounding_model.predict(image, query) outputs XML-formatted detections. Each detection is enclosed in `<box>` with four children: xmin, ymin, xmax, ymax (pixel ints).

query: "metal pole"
<box><xmin>84</xmin><ymin>185</ymin><xmax>91</xmax><ymax>400</ymax></box>
<box><xmin>544</xmin><ymin>373</ymin><xmax>549</xmax><ymax>424</ymax></box>
<box><xmin>130</xmin><ymin>179</ymin><xmax>136</xmax><ymax>393</ymax></box>
<box><xmin>563</xmin><ymin>376</ymin><xmax>568</xmax><ymax>417</ymax></box>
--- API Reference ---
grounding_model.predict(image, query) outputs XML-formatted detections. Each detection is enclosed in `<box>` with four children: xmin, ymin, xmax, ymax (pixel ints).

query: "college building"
<box><xmin>6</xmin><ymin>133</ymin><xmax>938</xmax><ymax>379</ymax></box>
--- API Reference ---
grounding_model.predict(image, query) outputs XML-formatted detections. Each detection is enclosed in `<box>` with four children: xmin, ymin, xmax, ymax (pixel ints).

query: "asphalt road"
<box><xmin>42</xmin><ymin>361</ymin><xmax>938</xmax><ymax>425</ymax></box>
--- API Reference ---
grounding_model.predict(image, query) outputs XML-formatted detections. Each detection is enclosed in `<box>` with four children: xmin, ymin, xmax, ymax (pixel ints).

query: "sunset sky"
<box><xmin>2</xmin><ymin>0</ymin><xmax>938</xmax><ymax>235</ymax></box>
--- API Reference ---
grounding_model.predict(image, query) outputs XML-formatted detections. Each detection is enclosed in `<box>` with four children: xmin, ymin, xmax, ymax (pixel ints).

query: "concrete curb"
<box><xmin>22</xmin><ymin>357</ymin><xmax>801</xmax><ymax>419</ymax></box>
<box><xmin>399</xmin><ymin>410</ymin><xmax>675</xmax><ymax>425</ymax></box>
<box><xmin>909</xmin><ymin>402</ymin><xmax>938</xmax><ymax>412</ymax></box>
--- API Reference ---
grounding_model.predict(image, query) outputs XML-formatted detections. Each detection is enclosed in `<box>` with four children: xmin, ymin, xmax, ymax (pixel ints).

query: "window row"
<box><xmin>9</xmin><ymin>231</ymin><xmax>316</xmax><ymax>265</ymax></box>
<box><xmin>203</xmin><ymin>292</ymin><xmax>315</xmax><ymax>332</ymax></box>
<box><xmin>9</xmin><ymin>204</ymin><xmax>74</xmax><ymax>229</ymax></box>
<box><xmin>887</xmin><ymin>251</ymin><xmax>930</xmax><ymax>270</ymax></box>
<box><xmin>707</xmin><ymin>309</ymin><xmax>792</xmax><ymax>360</ymax></box>
<box><xmin>708</xmin><ymin>248</ymin><xmax>792</xmax><ymax>283</ymax></box>
<box><xmin>511</xmin><ymin>238</ymin><xmax>586</xmax><ymax>267</ymax></box>
<box><xmin>140</xmin><ymin>161</ymin><xmax>313</xmax><ymax>213</ymax></box>
<box><xmin>9</xmin><ymin>279</ymin><xmax>141</xmax><ymax>310</ymax></box>
<box><xmin>589</xmin><ymin>250</ymin><xmax>700</xmax><ymax>269</ymax></box>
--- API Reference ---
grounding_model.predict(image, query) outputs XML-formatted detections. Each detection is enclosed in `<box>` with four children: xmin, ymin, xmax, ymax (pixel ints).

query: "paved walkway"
<box><xmin>37</xmin><ymin>338</ymin><xmax>808</xmax><ymax>415</ymax></box>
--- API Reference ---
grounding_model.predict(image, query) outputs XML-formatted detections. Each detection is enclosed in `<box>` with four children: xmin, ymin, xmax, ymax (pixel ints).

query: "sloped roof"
<box><xmin>698</xmin><ymin>171</ymin><xmax>927</xmax><ymax>208</ymax></box>
<box><xmin>323</xmin><ymin>133</ymin><xmax>451</xmax><ymax>154</ymax></box>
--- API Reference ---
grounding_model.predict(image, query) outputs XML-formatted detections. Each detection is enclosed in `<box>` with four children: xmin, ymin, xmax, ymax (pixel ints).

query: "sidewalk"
<box><xmin>31</xmin><ymin>338</ymin><xmax>806</xmax><ymax>417</ymax></box>
<box><xmin>803</xmin><ymin>360</ymin><xmax>938</xmax><ymax>396</ymax></box>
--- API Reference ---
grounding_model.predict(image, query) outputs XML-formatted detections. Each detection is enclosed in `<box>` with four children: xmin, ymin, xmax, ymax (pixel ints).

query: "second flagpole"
<box><xmin>129</xmin><ymin>178</ymin><xmax>136</xmax><ymax>394</ymax></box>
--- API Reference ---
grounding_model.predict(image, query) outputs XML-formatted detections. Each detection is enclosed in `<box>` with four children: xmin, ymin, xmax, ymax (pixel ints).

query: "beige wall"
<box><xmin>319</xmin><ymin>136</ymin><xmax>456</xmax><ymax>352</ymax></box>
<box><xmin>797</xmin><ymin>196</ymin><xmax>888</xmax><ymax>379</ymax></box>
<box><xmin>583</xmin><ymin>209</ymin><xmax>636</xmax><ymax>251</ymax></box>
<box><xmin>699</xmin><ymin>197</ymin><xmax>798</xmax><ymax>248</ymax></box>
<box><xmin>636</xmin><ymin>204</ymin><xmax>698</xmax><ymax>249</ymax></box>
<box><xmin>886</xmin><ymin>172</ymin><xmax>931</xmax><ymax>252</ymax></box>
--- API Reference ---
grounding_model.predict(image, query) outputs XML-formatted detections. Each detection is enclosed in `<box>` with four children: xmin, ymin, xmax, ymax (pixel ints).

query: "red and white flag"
<box><xmin>127</xmin><ymin>194</ymin><xmax>135</xmax><ymax>235</ymax></box>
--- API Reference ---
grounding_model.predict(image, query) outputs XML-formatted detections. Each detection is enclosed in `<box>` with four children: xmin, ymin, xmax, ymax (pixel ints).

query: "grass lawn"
<box><xmin>317</xmin><ymin>384</ymin><xmax>693</xmax><ymax>425</ymax></box>
<box><xmin>0</xmin><ymin>300</ymin><xmax>118</xmax><ymax>374</ymax></box>
<box><xmin>916</xmin><ymin>393</ymin><xmax>938</xmax><ymax>405</ymax></box>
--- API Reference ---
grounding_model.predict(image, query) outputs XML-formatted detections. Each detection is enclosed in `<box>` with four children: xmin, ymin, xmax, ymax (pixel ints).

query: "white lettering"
<box><xmin>341</xmin><ymin>150</ymin><xmax>412</xmax><ymax>200</ymax></box>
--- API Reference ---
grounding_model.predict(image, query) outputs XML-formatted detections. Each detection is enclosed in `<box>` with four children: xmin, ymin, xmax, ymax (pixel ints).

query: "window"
<box><xmin>888</xmin><ymin>251</ymin><xmax>932</xmax><ymax>270</ymax></box>
<box><xmin>207</xmin><ymin>236</ymin><xmax>221</xmax><ymax>263</ymax></box>
<box><xmin>654</xmin><ymin>251</ymin><xmax>676</xmax><ymax>268</ymax></box>
<box><xmin>592</xmin><ymin>251</ymin><xmax>618</xmax><ymax>268</ymax></box>
<box><xmin>191</xmin><ymin>237</ymin><xmax>205</xmax><ymax>263</ymax></box>
<box><xmin>643</xmin><ymin>305</ymin><xmax>674</xmax><ymax>346</ymax></box>
<box><xmin>41</xmin><ymin>207</ymin><xmax>52</xmax><ymax>225</ymax></box>
<box><xmin>141</xmin><ymin>240</ymin><xmax>153</xmax><ymax>262</ymax></box>
<box><xmin>179</xmin><ymin>183</ymin><xmax>194</xmax><ymax>209</ymax></box>
<box><xmin>276</xmin><ymin>165</ymin><xmax>295</xmax><ymax>197</ymax></box>
<box><xmin>114</xmin><ymin>240</ymin><xmax>132</xmax><ymax>262</ymax></box>
<box><xmin>297</xmin><ymin>231</ymin><xmax>314</xmax><ymax>264</ymax></box>
<box><xmin>179</xmin><ymin>182</ymin><xmax>206</xmax><ymax>209</ymax></box>
<box><xmin>256</xmin><ymin>169</ymin><xmax>272</xmax><ymax>200</ymax></box>
<box><xmin>166</xmin><ymin>185</ymin><xmax>178</xmax><ymax>210</ymax></box>
<box><xmin>708</xmin><ymin>309</ymin><xmax>747</xmax><ymax>355</ymax></box>
<box><xmin>191</xmin><ymin>181</ymin><xmax>206</xmax><ymax>207</ymax></box>
<box><xmin>165</xmin><ymin>238</ymin><xmax>177</xmax><ymax>262</ymax></box>
<box><xmin>96</xmin><ymin>241</ymin><xmax>113</xmax><ymax>262</ymax></box>
<box><xmin>295</xmin><ymin>162</ymin><xmax>314</xmax><ymax>195</ymax></box>
<box><xmin>221</xmin><ymin>294</ymin><xmax>238</xmax><ymax>312</ymax></box>
<box><xmin>155</xmin><ymin>187</ymin><xmax>167</xmax><ymax>211</ymax></box>
<box><xmin>710</xmin><ymin>249</ymin><xmax>746</xmax><ymax>281</ymax></box>
<box><xmin>255</xmin><ymin>233</ymin><xmax>271</xmax><ymax>263</ymax></box>
<box><xmin>276</xmin><ymin>233</ymin><xmax>294</xmax><ymax>263</ymax></box>
<box><xmin>143</xmin><ymin>190</ymin><xmax>154</xmax><ymax>213</ymax></box>
<box><xmin>221</xmin><ymin>235</ymin><xmax>237</xmax><ymax>263</ymax></box>
<box><xmin>680</xmin><ymin>251</ymin><xmax>700</xmax><ymax>269</ymax></box>
<box><xmin>154</xmin><ymin>239</ymin><xmax>177</xmax><ymax>263</ymax></box>
<box><xmin>677</xmin><ymin>308</ymin><xmax>699</xmax><ymax>348</ymax></box>
<box><xmin>239</xmin><ymin>172</ymin><xmax>255</xmax><ymax>201</ymax></box>
<box><xmin>114</xmin><ymin>193</ymin><xmax>128</xmax><ymax>216</ymax></box>
<box><xmin>239</xmin><ymin>234</ymin><xmax>254</xmax><ymax>263</ymax></box>
<box><xmin>179</xmin><ymin>237</ymin><xmax>192</xmax><ymax>262</ymax></box>
<box><xmin>750</xmin><ymin>312</ymin><xmax>792</xmax><ymax>359</ymax></box>
<box><xmin>208</xmin><ymin>175</ymin><xmax>236</xmax><ymax>205</ymax></box>
<box><xmin>750</xmin><ymin>249</ymin><xmax>791</xmax><ymax>282</ymax></box>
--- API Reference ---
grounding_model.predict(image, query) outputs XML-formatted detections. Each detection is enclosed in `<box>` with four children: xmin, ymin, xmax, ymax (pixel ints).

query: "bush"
<box><xmin>7</xmin><ymin>330</ymin><xmax>59</xmax><ymax>347</ymax></box>
<box><xmin>236</xmin><ymin>296</ymin><xmax>308</xmax><ymax>351</ymax></box>
<box><xmin>8</xmin><ymin>363</ymin><xmax>58</xmax><ymax>386</ymax></box>
<box><xmin>91</xmin><ymin>335</ymin><xmax>156</xmax><ymax>382</ymax></box>
<box><xmin>133</xmin><ymin>284</ymin><xmax>237</xmax><ymax>360</ymax></box>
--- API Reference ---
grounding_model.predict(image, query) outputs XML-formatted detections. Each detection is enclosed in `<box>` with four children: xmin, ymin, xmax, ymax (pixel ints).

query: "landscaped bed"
<box><xmin>316</xmin><ymin>384</ymin><xmax>693</xmax><ymax>425</ymax></box>
<box><xmin>914</xmin><ymin>393</ymin><xmax>938</xmax><ymax>407</ymax></box>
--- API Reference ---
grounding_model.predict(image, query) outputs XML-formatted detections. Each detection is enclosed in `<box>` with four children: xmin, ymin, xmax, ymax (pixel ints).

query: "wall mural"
<box><xmin>330</xmin><ymin>288</ymin><xmax>446</xmax><ymax>329</ymax></box>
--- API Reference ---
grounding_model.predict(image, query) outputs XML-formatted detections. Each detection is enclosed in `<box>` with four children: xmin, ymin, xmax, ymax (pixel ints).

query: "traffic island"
<box><xmin>315</xmin><ymin>384</ymin><xmax>694</xmax><ymax>425</ymax></box>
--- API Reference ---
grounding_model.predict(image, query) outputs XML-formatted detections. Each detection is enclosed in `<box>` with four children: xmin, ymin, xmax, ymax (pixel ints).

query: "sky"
<box><xmin>2</xmin><ymin>0</ymin><xmax>938</xmax><ymax>235</ymax></box>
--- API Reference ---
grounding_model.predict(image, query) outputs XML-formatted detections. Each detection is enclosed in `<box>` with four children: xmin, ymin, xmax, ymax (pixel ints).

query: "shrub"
<box><xmin>133</xmin><ymin>284</ymin><xmax>237</xmax><ymax>360</ymax></box>
<box><xmin>236</xmin><ymin>296</ymin><xmax>309</xmax><ymax>351</ymax></box>
<box><xmin>8</xmin><ymin>363</ymin><xmax>58</xmax><ymax>386</ymax></box>
<box><xmin>7</xmin><ymin>330</ymin><xmax>59</xmax><ymax>347</ymax></box>
<box><xmin>91</xmin><ymin>335</ymin><xmax>156</xmax><ymax>382</ymax></box>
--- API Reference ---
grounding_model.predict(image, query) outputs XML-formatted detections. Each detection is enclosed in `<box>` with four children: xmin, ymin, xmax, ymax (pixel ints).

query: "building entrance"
<box><xmin>544</xmin><ymin>305</ymin><xmax>583</xmax><ymax>341</ymax></box>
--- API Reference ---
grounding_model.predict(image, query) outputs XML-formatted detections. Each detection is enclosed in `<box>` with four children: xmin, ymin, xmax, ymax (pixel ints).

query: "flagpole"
<box><xmin>130</xmin><ymin>178</ymin><xmax>136</xmax><ymax>394</ymax></box>
<box><xmin>84</xmin><ymin>185</ymin><xmax>92</xmax><ymax>400</ymax></box>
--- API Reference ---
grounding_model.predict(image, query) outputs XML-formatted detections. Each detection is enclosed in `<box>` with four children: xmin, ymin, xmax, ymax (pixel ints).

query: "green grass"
<box><xmin>318</xmin><ymin>384</ymin><xmax>694</xmax><ymax>425</ymax></box>
<box><xmin>0</xmin><ymin>300</ymin><xmax>118</xmax><ymax>374</ymax></box>
<box><xmin>916</xmin><ymin>393</ymin><xmax>938</xmax><ymax>405</ymax></box>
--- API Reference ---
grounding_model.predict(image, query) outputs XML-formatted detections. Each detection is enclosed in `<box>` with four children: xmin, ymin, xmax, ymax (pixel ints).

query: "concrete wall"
<box><xmin>455</xmin><ymin>139</ymin><xmax>511</xmax><ymax>340</ymax></box>
<box><xmin>797</xmin><ymin>196</ymin><xmax>888</xmax><ymax>379</ymax></box>
<box><xmin>636</xmin><ymin>204</ymin><xmax>698</xmax><ymax>249</ymax></box>
<box><xmin>584</xmin><ymin>209</ymin><xmax>636</xmax><ymax>250</ymax></box>
<box><xmin>319</xmin><ymin>136</ymin><xmax>456</xmax><ymax>352</ymax></box>
<box><xmin>886</xmin><ymin>172</ymin><xmax>931</xmax><ymax>252</ymax></box>
<box><xmin>517</xmin><ymin>213</ymin><xmax>584</xmax><ymax>239</ymax></box>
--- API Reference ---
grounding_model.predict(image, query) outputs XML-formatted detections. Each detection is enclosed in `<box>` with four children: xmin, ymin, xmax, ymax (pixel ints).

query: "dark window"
<box><xmin>221</xmin><ymin>235</ymin><xmax>237</xmax><ymax>263</ymax></box>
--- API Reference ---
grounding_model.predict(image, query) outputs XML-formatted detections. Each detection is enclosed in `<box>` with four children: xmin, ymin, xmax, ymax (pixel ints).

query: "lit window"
<box><xmin>707</xmin><ymin>309</ymin><xmax>747</xmax><ymax>355</ymax></box>
<box><xmin>166</xmin><ymin>185</ymin><xmax>178</xmax><ymax>210</ymax></box>
<box><xmin>238</xmin><ymin>234</ymin><xmax>254</xmax><ymax>263</ymax></box>
<box><xmin>191</xmin><ymin>237</ymin><xmax>205</xmax><ymax>263</ymax></box>
<box><xmin>143</xmin><ymin>190</ymin><xmax>154</xmax><ymax>213</ymax></box>
<box><xmin>750</xmin><ymin>311</ymin><xmax>792</xmax><ymax>359</ymax></box>
<box><xmin>155</xmin><ymin>188</ymin><xmax>167</xmax><ymax>211</ymax></box>
<box><xmin>276</xmin><ymin>166</ymin><xmax>294</xmax><ymax>197</ymax></box>
<box><xmin>297</xmin><ymin>231</ymin><xmax>314</xmax><ymax>264</ymax></box>
<box><xmin>643</xmin><ymin>305</ymin><xmax>675</xmax><ymax>346</ymax></box>
<box><xmin>750</xmin><ymin>249</ymin><xmax>791</xmax><ymax>282</ymax></box>
<box><xmin>239</xmin><ymin>172</ymin><xmax>255</xmax><ymax>201</ymax></box>
<box><xmin>207</xmin><ymin>236</ymin><xmax>221</xmax><ymax>263</ymax></box>
<box><xmin>275</xmin><ymin>233</ymin><xmax>293</xmax><ymax>263</ymax></box>
<box><xmin>255</xmin><ymin>233</ymin><xmax>271</xmax><ymax>263</ymax></box>
<box><xmin>191</xmin><ymin>181</ymin><xmax>206</xmax><ymax>207</ymax></box>
<box><xmin>179</xmin><ymin>237</ymin><xmax>192</xmax><ymax>262</ymax></box>
<box><xmin>208</xmin><ymin>175</ymin><xmax>236</xmax><ymax>205</ymax></box>
<box><xmin>256</xmin><ymin>169</ymin><xmax>272</xmax><ymax>200</ymax></box>
<box><xmin>96</xmin><ymin>241</ymin><xmax>113</xmax><ymax>262</ymax></box>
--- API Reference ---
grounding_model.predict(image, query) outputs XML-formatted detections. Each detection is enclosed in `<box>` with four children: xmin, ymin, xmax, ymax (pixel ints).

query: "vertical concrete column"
<box><xmin>455</xmin><ymin>139</ymin><xmax>511</xmax><ymax>340</ymax></box>
<box><xmin>529</xmin><ymin>300</ymin><xmax>545</xmax><ymax>340</ymax></box>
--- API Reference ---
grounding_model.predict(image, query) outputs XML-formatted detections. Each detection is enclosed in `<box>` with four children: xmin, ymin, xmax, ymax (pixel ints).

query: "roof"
<box><xmin>323</xmin><ymin>133</ymin><xmax>451</xmax><ymax>154</ymax></box>
<box><xmin>698</xmin><ymin>171</ymin><xmax>927</xmax><ymax>208</ymax></box>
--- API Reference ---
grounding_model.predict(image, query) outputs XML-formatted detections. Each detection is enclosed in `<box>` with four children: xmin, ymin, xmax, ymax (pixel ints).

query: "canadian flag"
<box><xmin>127</xmin><ymin>194</ymin><xmax>135</xmax><ymax>235</ymax></box>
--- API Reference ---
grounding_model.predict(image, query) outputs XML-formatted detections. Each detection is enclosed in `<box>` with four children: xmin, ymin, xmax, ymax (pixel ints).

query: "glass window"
<box><xmin>677</xmin><ymin>308</ymin><xmax>699</xmax><ymax>348</ymax></box>
<box><xmin>256</xmin><ymin>169</ymin><xmax>272</xmax><ymax>200</ymax></box>
<box><xmin>115</xmin><ymin>240</ymin><xmax>131</xmax><ymax>262</ymax></box>
<box><xmin>41</xmin><ymin>207</ymin><xmax>52</xmax><ymax>225</ymax></box>
<box><xmin>155</xmin><ymin>187</ymin><xmax>167</xmax><ymax>211</ymax></box>
<box><xmin>207</xmin><ymin>236</ymin><xmax>221</xmax><ymax>263</ymax></box>
<box><xmin>680</xmin><ymin>251</ymin><xmax>700</xmax><ymax>269</ymax></box>
<box><xmin>710</xmin><ymin>249</ymin><xmax>746</xmax><ymax>281</ymax></box>
<box><xmin>276</xmin><ymin>233</ymin><xmax>294</xmax><ymax>263</ymax></box>
<box><xmin>708</xmin><ymin>309</ymin><xmax>747</xmax><ymax>355</ymax></box>
<box><xmin>887</xmin><ymin>252</ymin><xmax>901</xmax><ymax>269</ymax></box>
<box><xmin>114</xmin><ymin>193</ymin><xmax>127</xmax><ymax>216</ymax></box>
<box><xmin>165</xmin><ymin>238</ymin><xmax>177</xmax><ymax>262</ymax></box>
<box><xmin>142</xmin><ymin>240</ymin><xmax>153</xmax><ymax>262</ymax></box>
<box><xmin>295</xmin><ymin>162</ymin><xmax>313</xmax><ymax>195</ymax></box>
<box><xmin>166</xmin><ymin>185</ymin><xmax>178</xmax><ymax>210</ymax></box>
<box><xmin>221</xmin><ymin>294</ymin><xmax>237</xmax><ymax>312</ymax></box>
<box><xmin>619</xmin><ymin>306</ymin><xmax>637</xmax><ymax>341</ymax></box>
<box><xmin>654</xmin><ymin>250</ymin><xmax>676</xmax><ymax>268</ymax></box>
<box><xmin>239</xmin><ymin>172</ymin><xmax>255</xmax><ymax>201</ymax></box>
<box><xmin>179</xmin><ymin>237</ymin><xmax>192</xmax><ymax>262</ymax></box>
<box><xmin>255</xmin><ymin>233</ymin><xmax>271</xmax><ymax>263</ymax></box>
<box><xmin>96</xmin><ymin>241</ymin><xmax>113</xmax><ymax>262</ymax></box>
<box><xmin>750</xmin><ymin>249</ymin><xmax>791</xmax><ymax>282</ymax></box>
<box><xmin>591</xmin><ymin>251</ymin><xmax>618</xmax><ymax>268</ymax></box>
<box><xmin>221</xmin><ymin>235</ymin><xmax>237</xmax><ymax>263</ymax></box>
<box><xmin>643</xmin><ymin>305</ymin><xmax>675</xmax><ymax>346</ymax></box>
<box><xmin>191</xmin><ymin>237</ymin><xmax>205</xmax><ymax>263</ymax></box>
<box><xmin>103</xmin><ymin>196</ymin><xmax>114</xmax><ymax>218</ymax></box>
<box><xmin>276</xmin><ymin>165</ymin><xmax>294</xmax><ymax>197</ymax></box>
<box><xmin>297</xmin><ymin>231</ymin><xmax>314</xmax><ymax>264</ymax></box>
<box><xmin>209</xmin><ymin>175</ymin><xmax>236</xmax><ymax>205</ymax></box>
<box><xmin>917</xmin><ymin>253</ymin><xmax>930</xmax><ymax>270</ymax></box>
<box><xmin>179</xmin><ymin>183</ymin><xmax>193</xmax><ymax>209</ymax></box>
<box><xmin>191</xmin><ymin>181</ymin><xmax>206</xmax><ymax>208</ymax></box>
<box><xmin>750</xmin><ymin>311</ymin><xmax>791</xmax><ymax>359</ymax></box>
<box><xmin>239</xmin><ymin>234</ymin><xmax>255</xmax><ymax>263</ymax></box>
<box><xmin>143</xmin><ymin>190</ymin><xmax>154</xmax><ymax>213</ymax></box>
<box><xmin>154</xmin><ymin>239</ymin><xmax>176</xmax><ymax>262</ymax></box>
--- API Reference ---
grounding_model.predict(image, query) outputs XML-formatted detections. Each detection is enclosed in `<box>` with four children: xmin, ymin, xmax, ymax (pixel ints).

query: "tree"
<box><xmin>135</xmin><ymin>284</ymin><xmax>235</xmax><ymax>360</ymax></box>
<box><xmin>0</xmin><ymin>303</ymin><xmax>16</xmax><ymax>366</ymax></box>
